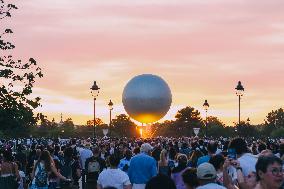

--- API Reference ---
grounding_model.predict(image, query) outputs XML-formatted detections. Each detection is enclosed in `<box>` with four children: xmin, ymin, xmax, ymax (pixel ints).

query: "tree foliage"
<box><xmin>112</xmin><ymin>114</ymin><xmax>137</xmax><ymax>137</ymax></box>
<box><xmin>174</xmin><ymin>106</ymin><xmax>203</xmax><ymax>136</ymax></box>
<box><xmin>262</xmin><ymin>108</ymin><xmax>284</xmax><ymax>136</ymax></box>
<box><xmin>0</xmin><ymin>0</ymin><xmax>43</xmax><ymax>136</ymax></box>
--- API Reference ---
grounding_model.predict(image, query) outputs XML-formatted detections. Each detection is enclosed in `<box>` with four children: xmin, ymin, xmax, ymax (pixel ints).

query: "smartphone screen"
<box><xmin>228</xmin><ymin>148</ymin><xmax>237</xmax><ymax>159</ymax></box>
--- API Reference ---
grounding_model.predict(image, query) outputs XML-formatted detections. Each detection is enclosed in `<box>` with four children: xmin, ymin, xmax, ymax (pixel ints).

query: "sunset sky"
<box><xmin>4</xmin><ymin>0</ymin><xmax>284</xmax><ymax>126</ymax></box>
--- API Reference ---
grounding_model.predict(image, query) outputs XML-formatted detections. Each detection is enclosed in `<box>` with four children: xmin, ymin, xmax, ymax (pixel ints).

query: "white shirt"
<box><xmin>79</xmin><ymin>148</ymin><xmax>93</xmax><ymax>169</ymax></box>
<box><xmin>238</xmin><ymin>153</ymin><xmax>258</xmax><ymax>176</ymax></box>
<box><xmin>97</xmin><ymin>168</ymin><xmax>131</xmax><ymax>189</ymax></box>
<box><xmin>197</xmin><ymin>183</ymin><xmax>227</xmax><ymax>189</ymax></box>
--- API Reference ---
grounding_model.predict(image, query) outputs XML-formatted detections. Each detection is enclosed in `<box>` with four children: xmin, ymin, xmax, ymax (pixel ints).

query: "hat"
<box><xmin>140</xmin><ymin>143</ymin><xmax>153</xmax><ymax>153</ymax></box>
<box><xmin>197</xmin><ymin>163</ymin><xmax>217</xmax><ymax>180</ymax></box>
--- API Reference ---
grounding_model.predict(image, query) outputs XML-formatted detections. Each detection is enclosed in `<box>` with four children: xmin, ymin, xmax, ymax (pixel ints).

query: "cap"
<box><xmin>197</xmin><ymin>163</ymin><xmax>217</xmax><ymax>180</ymax></box>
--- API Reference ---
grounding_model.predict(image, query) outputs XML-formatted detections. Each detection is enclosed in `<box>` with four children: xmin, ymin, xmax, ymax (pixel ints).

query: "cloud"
<box><xmin>6</xmin><ymin>0</ymin><xmax>284</xmax><ymax>126</ymax></box>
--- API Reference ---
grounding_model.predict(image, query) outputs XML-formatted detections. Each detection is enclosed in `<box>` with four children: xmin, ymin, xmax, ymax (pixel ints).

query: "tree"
<box><xmin>205</xmin><ymin>116</ymin><xmax>228</xmax><ymax>137</ymax></box>
<box><xmin>0</xmin><ymin>1</ymin><xmax>43</xmax><ymax>136</ymax></box>
<box><xmin>152</xmin><ymin>120</ymin><xmax>178</xmax><ymax>137</ymax></box>
<box><xmin>235</xmin><ymin>120</ymin><xmax>259</xmax><ymax>138</ymax></box>
<box><xmin>262</xmin><ymin>108</ymin><xmax>284</xmax><ymax>136</ymax></box>
<box><xmin>271</xmin><ymin>127</ymin><xmax>284</xmax><ymax>138</ymax></box>
<box><xmin>60</xmin><ymin>118</ymin><xmax>75</xmax><ymax>137</ymax></box>
<box><xmin>112</xmin><ymin>114</ymin><xmax>137</xmax><ymax>137</ymax></box>
<box><xmin>174</xmin><ymin>106</ymin><xmax>203</xmax><ymax>136</ymax></box>
<box><xmin>86</xmin><ymin>118</ymin><xmax>104</xmax><ymax>127</ymax></box>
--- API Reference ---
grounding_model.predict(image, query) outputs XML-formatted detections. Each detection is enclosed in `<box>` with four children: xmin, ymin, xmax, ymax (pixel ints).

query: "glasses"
<box><xmin>269</xmin><ymin>168</ymin><xmax>283</xmax><ymax>176</ymax></box>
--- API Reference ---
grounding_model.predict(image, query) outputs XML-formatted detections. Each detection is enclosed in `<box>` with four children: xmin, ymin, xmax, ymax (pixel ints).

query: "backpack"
<box><xmin>87</xmin><ymin>160</ymin><xmax>100</xmax><ymax>173</ymax></box>
<box><xmin>86</xmin><ymin>159</ymin><xmax>101</xmax><ymax>183</ymax></box>
<box><xmin>35</xmin><ymin>163</ymin><xmax>48</xmax><ymax>187</ymax></box>
<box><xmin>60</xmin><ymin>159</ymin><xmax>74</xmax><ymax>180</ymax></box>
<box><xmin>60</xmin><ymin>159</ymin><xmax>74</xmax><ymax>188</ymax></box>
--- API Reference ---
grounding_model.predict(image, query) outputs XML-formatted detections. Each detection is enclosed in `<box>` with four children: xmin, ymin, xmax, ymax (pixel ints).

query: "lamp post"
<box><xmin>235</xmin><ymin>81</ymin><xmax>244</xmax><ymax>126</ymax></box>
<box><xmin>90</xmin><ymin>81</ymin><xmax>100</xmax><ymax>140</ymax></box>
<box><xmin>203</xmin><ymin>99</ymin><xmax>209</xmax><ymax>137</ymax></box>
<box><xmin>108</xmin><ymin>100</ymin><xmax>113</xmax><ymax>138</ymax></box>
<box><xmin>247</xmin><ymin>117</ymin><xmax>250</xmax><ymax>124</ymax></box>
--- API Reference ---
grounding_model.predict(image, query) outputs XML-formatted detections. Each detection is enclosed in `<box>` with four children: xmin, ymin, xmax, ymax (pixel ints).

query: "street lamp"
<box><xmin>91</xmin><ymin>81</ymin><xmax>100</xmax><ymax>140</ymax></box>
<box><xmin>108</xmin><ymin>99</ymin><xmax>114</xmax><ymax>138</ymax></box>
<box><xmin>203</xmin><ymin>99</ymin><xmax>209</xmax><ymax>137</ymax></box>
<box><xmin>235</xmin><ymin>81</ymin><xmax>244</xmax><ymax>126</ymax></box>
<box><xmin>247</xmin><ymin>117</ymin><xmax>250</xmax><ymax>124</ymax></box>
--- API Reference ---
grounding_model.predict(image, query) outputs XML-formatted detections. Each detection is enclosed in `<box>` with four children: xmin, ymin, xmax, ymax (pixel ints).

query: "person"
<box><xmin>59</xmin><ymin>147</ymin><xmax>81</xmax><ymax>189</ymax></box>
<box><xmin>180</xmin><ymin>142</ymin><xmax>191</xmax><ymax>156</ymax></box>
<box><xmin>196</xmin><ymin>162</ymin><xmax>226</xmax><ymax>189</ymax></box>
<box><xmin>188</xmin><ymin>149</ymin><xmax>204</xmax><ymax>168</ymax></box>
<box><xmin>29</xmin><ymin>150</ymin><xmax>69</xmax><ymax>189</ymax></box>
<box><xmin>222</xmin><ymin>157</ymin><xmax>256</xmax><ymax>189</ymax></box>
<box><xmin>171</xmin><ymin>154</ymin><xmax>188</xmax><ymax>189</ymax></box>
<box><xmin>254</xmin><ymin>155</ymin><xmax>283</xmax><ymax>189</ymax></box>
<box><xmin>228</xmin><ymin>138</ymin><xmax>258</xmax><ymax>177</ymax></box>
<box><xmin>79</xmin><ymin>141</ymin><xmax>93</xmax><ymax>189</ymax></box>
<box><xmin>158</xmin><ymin>149</ymin><xmax>170</xmax><ymax>176</ymax></box>
<box><xmin>0</xmin><ymin>150</ymin><xmax>20</xmax><ymax>189</ymax></box>
<box><xmin>15</xmin><ymin>145</ymin><xmax>27</xmax><ymax>174</ymax></box>
<box><xmin>70</xmin><ymin>138</ymin><xmax>79</xmax><ymax>159</ymax></box>
<box><xmin>182</xmin><ymin>168</ymin><xmax>199</xmax><ymax>189</ymax></box>
<box><xmin>197</xmin><ymin>142</ymin><xmax>217</xmax><ymax>166</ymax></box>
<box><xmin>97</xmin><ymin>154</ymin><xmax>131</xmax><ymax>189</ymax></box>
<box><xmin>16</xmin><ymin>161</ymin><xmax>26</xmax><ymax>189</ymax></box>
<box><xmin>85</xmin><ymin>146</ymin><xmax>106</xmax><ymax>189</ymax></box>
<box><xmin>128</xmin><ymin>143</ymin><xmax>157</xmax><ymax>189</ymax></box>
<box><xmin>118</xmin><ymin>149</ymin><xmax>132</xmax><ymax>174</ymax></box>
<box><xmin>208</xmin><ymin>154</ymin><xmax>225</xmax><ymax>185</ymax></box>
<box><xmin>278</xmin><ymin>142</ymin><xmax>284</xmax><ymax>160</ymax></box>
<box><xmin>145</xmin><ymin>174</ymin><xmax>176</xmax><ymax>189</ymax></box>
<box><xmin>47</xmin><ymin>147</ymin><xmax>60</xmax><ymax>189</ymax></box>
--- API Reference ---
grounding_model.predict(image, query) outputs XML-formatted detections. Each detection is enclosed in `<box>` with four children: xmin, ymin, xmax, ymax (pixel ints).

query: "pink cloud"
<box><xmin>2</xmin><ymin>0</ymin><xmax>284</xmax><ymax>125</ymax></box>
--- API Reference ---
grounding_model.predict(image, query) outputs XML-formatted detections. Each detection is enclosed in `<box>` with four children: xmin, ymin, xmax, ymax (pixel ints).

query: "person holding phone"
<box><xmin>228</xmin><ymin>138</ymin><xmax>258</xmax><ymax>177</ymax></box>
<box><xmin>223</xmin><ymin>157</ymin><xmax>257</xmax><ymax>189</ymax></box>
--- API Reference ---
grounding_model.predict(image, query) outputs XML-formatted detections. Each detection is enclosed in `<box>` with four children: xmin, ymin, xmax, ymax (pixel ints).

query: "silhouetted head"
<box><xmin>146</xmin><ymin>174</ymin><xmax>176</xmax><ymax>189</ymax></box>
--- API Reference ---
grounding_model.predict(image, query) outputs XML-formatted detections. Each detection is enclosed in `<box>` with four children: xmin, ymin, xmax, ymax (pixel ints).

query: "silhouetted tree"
<box><xmin>235</xmin><ymin>120</ymin><xmax>258</xmax><ymax>137</ymax></box>
<box><xmin>86</xmin><ymin>118</ymin><xmax>104</xmax><ymax>127</ymax></box>
<box><xmin>205</xmin><ymin>116</ymin><xmax>228</xmax><ymax>137</ymax></box>
<box><xmin>262</xmin><ymin>108</ymin><xmax>284</xmax><ymax>136</ymax></box>
<box><xmin>174</xmin><ymin>106</ymin><xmax>203</xmax><ymax>136</ymax></box>
<box><xmin>0</xmin><ymin>1</ymin><xmax>43</xmax><ymax>137</ymax></box>
<box><xmin>152</xmin><ymin>120</ymin><xmax>176</xmax><ymax>137</ymax></box>
<box><xmin>112</xmin><ymin>114</ymin><xmax>137</xmax><ymax>137</ymax></box>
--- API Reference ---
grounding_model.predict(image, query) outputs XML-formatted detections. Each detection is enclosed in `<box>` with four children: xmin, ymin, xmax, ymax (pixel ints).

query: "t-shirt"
<box><xmin>197</xmin><ymin>183</ymin><xmax>227</xmax><ymax>189</ymax></box>
<box><xmin>238</xmin><ymin>153</ymin><xmax>258</xmax><ymax>176</ymax></box>
<box><xmin>118</xmin><ymin>158</ymin><xmax>131</xmax><ymax>173</ymax></box>
<box><xmin>97</xmin><ymin>168</ymin><xmax>131</xmax><ymax>189</ymax></box>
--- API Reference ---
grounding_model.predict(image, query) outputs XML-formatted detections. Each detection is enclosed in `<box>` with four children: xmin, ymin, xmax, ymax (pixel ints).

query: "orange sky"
<box><xmin>3</xmin><ymin>0</ymin><xmax>284</xmax><ymax>126</ymax></box>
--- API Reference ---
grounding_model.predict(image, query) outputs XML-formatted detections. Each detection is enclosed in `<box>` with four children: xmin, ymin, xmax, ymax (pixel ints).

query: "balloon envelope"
<box><xmin>122</xmin><ymin>74</ymin><xmax>172</xmax><ymax>123</ymax></box>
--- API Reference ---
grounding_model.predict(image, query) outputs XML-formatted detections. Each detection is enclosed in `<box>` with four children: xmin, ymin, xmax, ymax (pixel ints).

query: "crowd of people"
<box><xmin>0</xmin><ymin>136</ymin><xmax>283</xmax><ymax>189</ymax></box>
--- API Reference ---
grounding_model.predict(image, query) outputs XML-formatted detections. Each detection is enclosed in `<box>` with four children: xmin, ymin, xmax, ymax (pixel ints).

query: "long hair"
<box><xmin>160</xmin><ymin>149</ymin><xmax>168</xmax><ymax>162</ymax></box>
<box><xmin>159</xmin><ymin>149</ymin><xmax>168</xmax><ymax>166</ymax></box>
<box><xmin>36</xmin><ymin>150</ymin><xmax>53</xmax><ymax>172</ymax></box>
<box><xmin>189</xmin><ymin>150</ymin><xmax>203</xmax><ymax>167</ymax></box>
